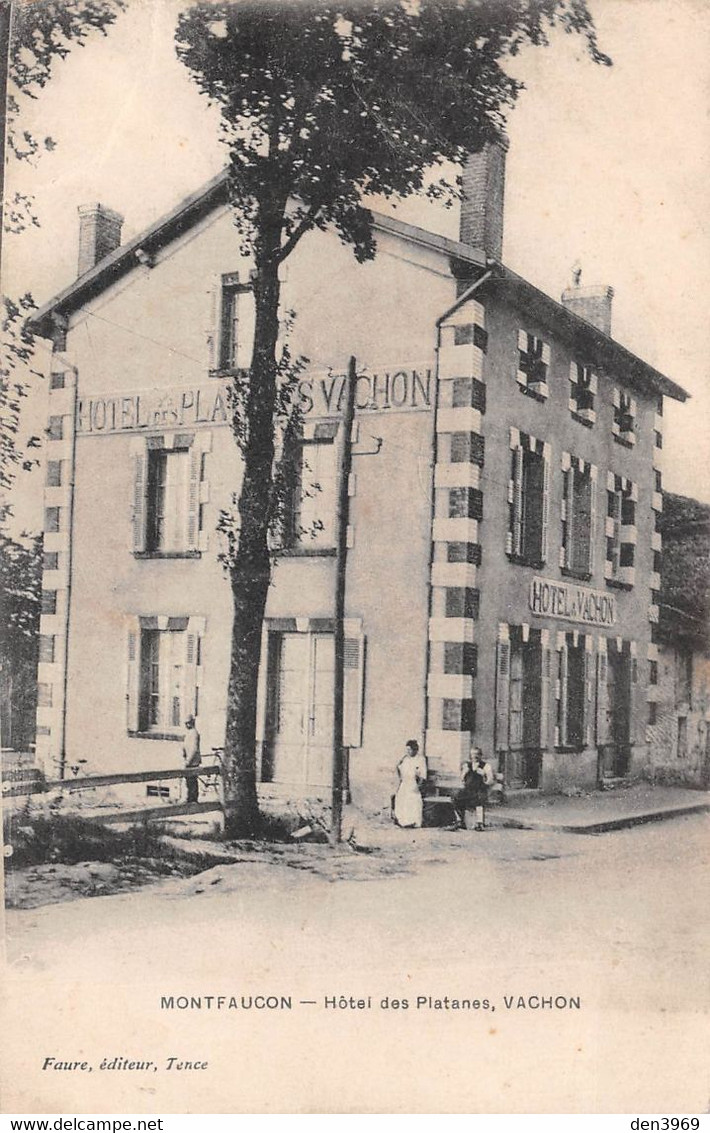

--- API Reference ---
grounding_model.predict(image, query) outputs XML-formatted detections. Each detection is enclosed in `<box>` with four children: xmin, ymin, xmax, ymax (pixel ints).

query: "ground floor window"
<box><xmin>126</xmin><ymin>616</ymin><xmax>203</xmax><ymax>737</ymax></box>
<box><xmin>597</xmin><ymin>642</ymin><xmax>635</xmax><ymax>778</ymax></box>
<box><xmin>496</xmin><ymin>626</ymin><xmax>548</xmax><ymax>788</ymax></box>
<box><xmin>556</xmin><ymin>633</ymin><xmax>592</xmax><ymax>751</ymax></box>
<box><xmin>496</xmin><ymin>628</ymin><xmax>638</xmax><ymax>783</ymax></box>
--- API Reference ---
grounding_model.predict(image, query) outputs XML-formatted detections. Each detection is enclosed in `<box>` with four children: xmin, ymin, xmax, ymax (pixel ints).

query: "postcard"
<box><xmin>2</xmin><ymin>0</ymin><xmax>708</xmax><ymax>1115</ymax></box>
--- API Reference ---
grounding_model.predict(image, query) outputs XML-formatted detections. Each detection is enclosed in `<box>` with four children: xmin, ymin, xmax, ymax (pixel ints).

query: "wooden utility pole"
<box><xmin>330</xmin><ymin>356</ymin><xmax>357</xmax><ymax>847</ymax></box>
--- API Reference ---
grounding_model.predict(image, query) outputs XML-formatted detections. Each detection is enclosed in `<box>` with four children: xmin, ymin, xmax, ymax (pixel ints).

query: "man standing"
<box><xmin>470</xmin><ymin>747</ymin><xmax>494</xmax><ymax>831</ymax></box>
<box><xmin>182</xmin><ymin>715</ymin><xmax>201</xmax><ymax>804</ymax></box>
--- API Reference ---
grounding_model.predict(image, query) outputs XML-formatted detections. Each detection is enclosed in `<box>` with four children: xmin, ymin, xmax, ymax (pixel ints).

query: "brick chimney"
<box><xmin>77</xmin><ymin>203</ymin><xmax>124</xmax><ymax>277</ymax></box>
<box><xmin>561</xmin><ymin>280</ymin><xmax>614</xmax><ymax>337</ymax></box>
<box><xmin>459</xmin><ymin>138</ymin><xmax>508</xmax><ymax>262</ymax></box>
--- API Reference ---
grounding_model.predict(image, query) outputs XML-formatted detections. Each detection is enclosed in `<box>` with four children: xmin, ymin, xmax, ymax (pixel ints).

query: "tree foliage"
<box><xmin>177</xmin><ymin>0</ymin><xmax>608</xmax><ymax>263</ymax></box>
<box><xmin>175</xmin><ymin>0</ymin><xmax>609</xmax><ymax>837</ymax></box>
<box><xmin>0</xmin><ymin>531</ymin><xmax>43</xmax><ymax>749</ymax></box>
<box><xmin>659</xmin><ymin>492</ymin><xmax>710</xmax><ymax>637</ymax></box>
<box><xmin>1</xmin><ymin>0</ymin><xmax>125</xmax><ymax>514</ymax></box>
<box><xmin>8</xmin><ymin>0</ymin><xmax>126</xmax><ymax>163</ymax></box>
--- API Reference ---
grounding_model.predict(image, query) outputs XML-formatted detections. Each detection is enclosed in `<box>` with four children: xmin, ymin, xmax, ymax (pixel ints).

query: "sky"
<box><xmin>4</xmin><ymin>0</ymin><xmax>709</xmax><ymax>531</ymax></box>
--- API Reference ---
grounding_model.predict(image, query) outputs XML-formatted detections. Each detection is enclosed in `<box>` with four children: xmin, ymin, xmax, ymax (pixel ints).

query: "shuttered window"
<box><xmin>132</xmin><ymin>435</ymin><xmax>207</xmax><ymax>555</ymax></box>
<box><xmin>612</xmin><ymin>389</ymin><xmax>636</xmax><ymax>446</ymax></box>
<box><xmin>562</xmin><ymin>462</ymin><xmax>596</xmax><ymax>578</ymax></box>
<box><xmin>127</xmin><ymin>620</ymin><xmax>202</xmax><ymax>736</ymax></box>
<box><xmin>517</xmin><ymin>331</ymin><xmax>550</xmax><ymax>399</ymax></box>
<box><xmin>606</xmin><ymin>478</ymin><xmax>636</xmax><ymax>586</ymax></box>
<box><xmin>146</xmin><ymin>449</ymin><xmax>190</xmax><ymax>552</ymax></box>
<box><xmin>569</xmin><ymin>362</ymin><xmax>597</xmax><ymax>425</ymax></box>
<box><xmin>282</xmin><ymin>439</ymin><xmax>337</xmax><ymax>550</ymax></box>
<box><xmin>498</xmin><ymin>630</ymin><xmax>543</xmax><ymax>753</ymax></box>
<box><xmin>509</xmin><ymin>443</ymin><xmax>549</xmax><ymax>565</ymax></box>
<box><xmin>556</xmin><ymin>635</ymin><xmax>586</xmax><ymax>750</ymax></box>
<box><xmin>217</xmin><ymin>275</ymin><xmax>254</xmax><ymax>372</ymax></box>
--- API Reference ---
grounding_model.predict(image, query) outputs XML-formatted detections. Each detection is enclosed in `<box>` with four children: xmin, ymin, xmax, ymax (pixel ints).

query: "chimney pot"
<box><xmin>459</xmin><ymin>138</ymin><xmax>508</xmax><ymax>262</ymax></box>
<box><xmin>561</xmin><ymin>283</ymin><xmax>614</xmax><ymax>336</ymax></box>
<box><xmin>77</xmin><ymin>203</ymin><xmax>124</xmax><ymax>277</ymax></box>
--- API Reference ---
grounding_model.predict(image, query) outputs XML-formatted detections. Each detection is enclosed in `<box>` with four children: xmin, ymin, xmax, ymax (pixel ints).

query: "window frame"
<box><xmin>217</xmin><ymin>273</ymin><xmax>253</xmax><ymax>374</ymax></box>
<box><xmin>517</xmin><ymin>330</ymin><xmax>550</xmax><ymax>401</ymax></box>
<box><xmin>127</xmin><ymin>616</ymin><xmax>203</xmax><ymax>739</ymax></box>
<box><xmin>561</xmin><ymin>457</ymin><xmax>596</xmax><ymax>581</ymax></box>
<box><xmin>132</xmin><ymin>433</ymin><xmax>207</xmax><ymax>559</ymax></box>
<box><xmin>569</xmin><ymin>362</ymin><xmax>597</xmax><ymax>426</ymax></box>
<box><xmin>612</xmin><ymin>388</ymin><xmax>637</xmax><ymax>447</ymax></box>
<box><xmin>507</xmin><ymin>435</ymin><xmax>550</xmax><ymax>568</ymax></box>
<box><xmin>276</xmin><ymin>432</ymin><xmax>338</xmax><ymax>557</ymax></box>
<box><xmin>605</xmin><ymin>477</ymin><xmax>637</xmax><ymax>589</ymax></box>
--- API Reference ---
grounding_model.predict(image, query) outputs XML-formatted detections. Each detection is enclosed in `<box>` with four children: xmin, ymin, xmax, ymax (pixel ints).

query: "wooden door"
<box><xmin>269</xmin><ymin>632</ymin><xmax>334</xmax><ymax>787</ymax></box>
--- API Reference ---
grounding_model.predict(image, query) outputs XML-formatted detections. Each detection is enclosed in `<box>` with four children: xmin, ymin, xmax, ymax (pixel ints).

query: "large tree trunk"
<box><xmin>222</xmin><ymin>208</ymin><xmax>283</xmax><ymax>839</ymax></box>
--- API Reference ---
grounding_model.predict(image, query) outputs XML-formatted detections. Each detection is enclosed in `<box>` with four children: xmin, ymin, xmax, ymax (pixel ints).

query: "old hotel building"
<box><xmin>30</xmin><ymin>143</ymin><xmax>688</xmax><ymax>809</ymax></box>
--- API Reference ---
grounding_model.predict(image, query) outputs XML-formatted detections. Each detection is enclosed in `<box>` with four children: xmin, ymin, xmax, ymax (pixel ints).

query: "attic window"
<box><xmin>517</xmin><ymin>331</ymin><xmax>550</xmax><ymax>401</ymax></box>
<box><xmin>612</xmin><ymin>389</ymin><xmax>636</xmax><ymax>447</ymax></box>
<box><xmin>569</xmin><ymin>362</ymin><xmax>597</xmax><ymax>426</ymax></box>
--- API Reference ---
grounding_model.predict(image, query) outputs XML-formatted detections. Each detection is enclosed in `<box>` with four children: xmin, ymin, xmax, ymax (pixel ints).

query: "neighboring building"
<box><xmin>646</xmin><ymin>494</ymin><xmax>710</xmax><ymax>786</ymax></box>
<box><xmin>29</xmin><ymin>144</ymin><xmax>689</xmax><ymax>809</ymax></box>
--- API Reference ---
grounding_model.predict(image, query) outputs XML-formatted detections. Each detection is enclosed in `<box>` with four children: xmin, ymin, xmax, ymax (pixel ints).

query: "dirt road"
<box><xmin>3</xmin><ymin>815</ymin><xmax>708</xmax><ymax>1113</ymax></box>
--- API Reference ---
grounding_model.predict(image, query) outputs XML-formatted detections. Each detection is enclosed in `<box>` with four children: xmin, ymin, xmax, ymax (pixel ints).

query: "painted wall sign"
<box><xmin>297</xmin><ymin>368</ymin><xmax>433</xmax><ymax>416</ymax></box>
<box><xmin>76</xmin><ymin>384</ymin><xmax>230</xmax><ymax>435</ymax></box>
<box><xmin>75</xmin><ymin>366</ymin><xmax>433</xmax><ymax>436</ymax></box>
<box><xmin>529</xmin><ymin>576</ymin><xmax>618</xmax><ymax>627</ymax></box>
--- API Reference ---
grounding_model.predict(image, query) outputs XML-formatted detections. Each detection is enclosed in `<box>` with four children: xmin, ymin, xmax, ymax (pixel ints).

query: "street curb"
<box><xmin>488</xmin><ymin>801</ymin><xmax>710</xmax><ymax>835</ymax></box>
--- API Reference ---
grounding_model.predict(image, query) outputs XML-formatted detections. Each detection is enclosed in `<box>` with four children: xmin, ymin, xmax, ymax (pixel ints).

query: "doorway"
<box><xmin>602</xmin><ymin>647</ymin><xmax>631</xmax><ymax>777</ymax></box>
<box><xmin>263</xmin><ymin>631</ymin><xmax>334</xmax><ymax>787</ymax></box>
<box><xmin>506</xmin><ymin>633</ymin><xmax>542</xmax><ymax>789</ymax></box>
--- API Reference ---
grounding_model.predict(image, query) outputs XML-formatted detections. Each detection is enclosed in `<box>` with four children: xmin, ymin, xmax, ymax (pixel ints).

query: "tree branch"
<box><xmin>277</xmin><ymin>200</ymin><xmax>322</xmax><ymax>264</ymax></box>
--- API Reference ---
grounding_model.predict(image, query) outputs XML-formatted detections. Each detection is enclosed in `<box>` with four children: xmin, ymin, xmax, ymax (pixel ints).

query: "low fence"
<box><xmin>2</xmin><ymin>763</ymin><xmax>223</xmax><ymax>824</ymax></box>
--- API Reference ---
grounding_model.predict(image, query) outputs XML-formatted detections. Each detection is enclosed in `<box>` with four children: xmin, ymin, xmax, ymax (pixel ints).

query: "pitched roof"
<box><xmin>29</xmin><ymin>168</ymin><xmax>688</xmax><ymax>403</ymax></box>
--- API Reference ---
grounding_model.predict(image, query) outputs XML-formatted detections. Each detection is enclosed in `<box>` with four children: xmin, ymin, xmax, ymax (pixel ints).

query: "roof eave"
<box><xmin>481</xmin><ymin>266</ymin><xmax>688</xmax><ymax>404</ymax></box>
<box><xmin>30</xmin><ymin>170</ymin><xmax>231</xmax><ymax>338</ymax></box>
<box><xmin>27</xmin><ymin>171</ymin><xmax>690</xmax><ymax>405</ymax></box>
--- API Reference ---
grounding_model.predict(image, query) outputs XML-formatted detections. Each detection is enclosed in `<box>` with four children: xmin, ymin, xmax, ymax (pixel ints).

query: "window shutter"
<box><xmin>559</xmin><ymin>642</ymin><xmax>569</xmax><ymax>747</ymax></box>
<box><xmin>541</xmin><ymin>447</ymin><xmax>551</xmax><ymax>563</ymax></box>
<box><xmin>512</xmin><ymin>446</ymin><xmax>524</xmax><ymax>557</ymax></box>
<box><xmin>589</xmin><ymin>474</ymin><xmax>597</xmax><ymax>574</ymax></box>
<box><xmin>611</xmin><ymin>493</ymin><xmax>621</xmax><ymax>575</ymax></box>
<box><xmin>206</xmin><ymin>273</ymin><xmax>220</xmax><ymax>371</ymax></box>
<box><xmin>126</xmin><ymin>628</ymin><xmax>141</xmax><ymax>732</ymax></box>
<box><xmin>573</xmin><ymin>473</ymin><xmax>592</xmax><ymax>574</ymax></box>
<box><xmin>186</xmin><ymin>447</ymin><xmax>202</xmax><ymax>551</ymax></box>
<box><xmin>131</xmin><ymin>446</ymin><xmax>148</xmax><ymax>552</ymax></box>
<box><xmin>565</xmin><ymin>468</ymin><xmax>574</xmax><ymax>569</ymax></box>
<box><xmin>596</xmin><ymin>649</ymin><xmax>610</xmax><ymax>745</ymax></box>
<box><xmin>583</xmin><ymin>642</ymin><xmax>595</xmax><ymax>747</ymax></box>
<box><xmin>539</xmin><ymin>642</ymin><xmax>552</xmax><ymax>749</ymax></box>
<box><xmin>343</xmin><ymin>633</ymin><xmax>366</xmax><ymax>748</ymax></box>
<box><xmin>628</xmin><ymin>650</ymin><xmax>639</xmax><ymax>744</ymax></box>
<box><xmin>495</xmin><ymin>640</ymin><xmax>510</xmax><ymax>751</ymax></box>
<box><xmin>182</xmin><ymin>631</ymin><xmax>201</xmax><ymax>723</ymax></box>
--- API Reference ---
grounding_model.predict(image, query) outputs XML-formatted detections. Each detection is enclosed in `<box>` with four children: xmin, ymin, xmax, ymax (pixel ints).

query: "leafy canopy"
<box><xmin>2</xmin><ymin>0</ymin><xmax>125</xmax><ymax>517</ymax></box>
<box><xmin>9</xmin><ymin>0</ymin><xmax>126</xmax><ymax>162</ymax></box>
<box><xmin>176</xmin><ymin>0</ymin><xmax>609</xmax><ymax>263</ymax></box>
